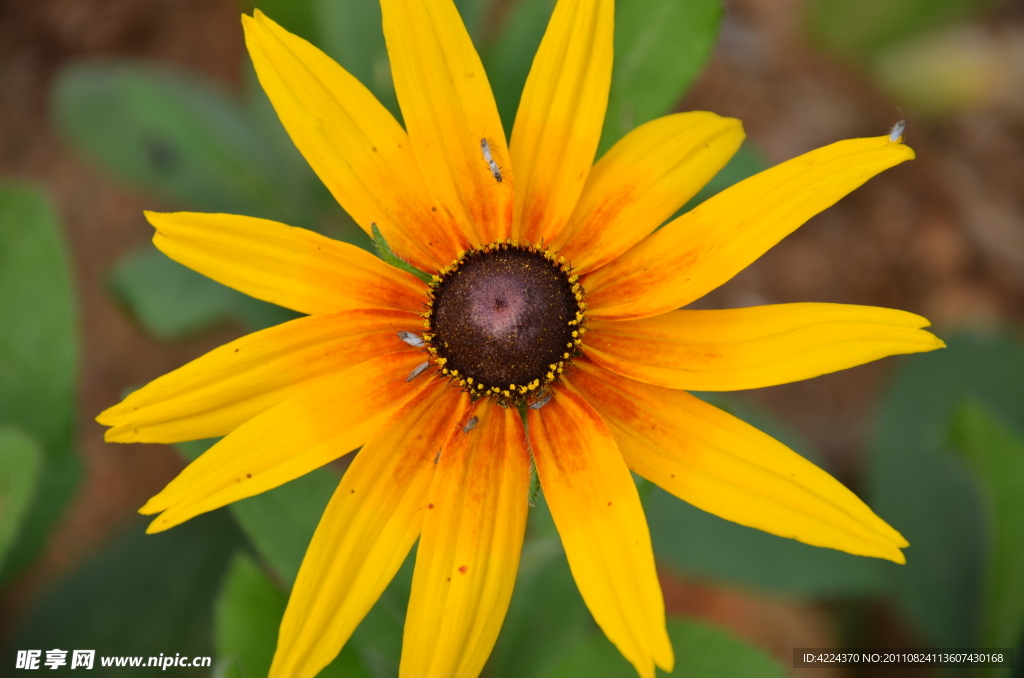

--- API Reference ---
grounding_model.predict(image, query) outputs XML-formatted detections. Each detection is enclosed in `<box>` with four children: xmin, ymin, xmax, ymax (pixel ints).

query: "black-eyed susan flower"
<box><xmin>98</xmin><ymin>0</ymin><xmax>944</xmax><ymax>676</ymax></box>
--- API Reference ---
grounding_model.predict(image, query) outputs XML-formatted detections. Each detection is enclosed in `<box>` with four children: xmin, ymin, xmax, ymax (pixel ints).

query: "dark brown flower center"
<box><xmin>424</xmin><ymin>242</ymin><xmax>585</xmax><ymax>402</ymax></box>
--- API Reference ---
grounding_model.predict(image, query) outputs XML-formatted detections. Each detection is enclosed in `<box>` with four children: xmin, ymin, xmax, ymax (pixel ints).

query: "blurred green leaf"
<box><xmin>10</xmin><ymin>512</ymin><xmax>242</xmax><ymax>676</ymax></box>
<box><xmin>870</xmin><ymin>334</ymin><xmax>1024</xmax><ymax>648</ymax></box>
<box><xmin>649</xmin><ymin>394</ymin><xmax>887</xmax><ymax>597</ymax></box>
<box><xmin>215</xmin><ymin>554</ymin><xmax>285</xmax><ymax>678</ymax></box>
<box><xmin>599</xmin><ymin>0</ymin><xmax>723</xmax><ymax>153</ymax></box>
<box><xmin>214</xmin><ymin>554</ymin><xmax>369</xmax><ymax>678</ymax></box>
<box><xmin>649</xmin><ymin>489</ymin><xmax>888</xmax><ymax>597</ymax></box>
<box><xmin>0</xmin><ymin>182</ymin><xmax>81</xmax><ymax>581</ymax></box>
<box><xmin>250</xmin><ymin>0</ymin><xmax>318</xmax><ymax>43</ymax></box>
<box><xmin>482</xmin><ymin>0</ymin><xmax>555</xmax><ymax>131</ymax></box>
<box><xmin>0</xmin><ymin>426</ymin><xmax>43</xmax><ymax>567</ymax></box>
<box><xmin>807</xmin><ymin>0</ymin><xmax>1005</xmax><ymax>62</ymax></box>
<box><xmin>349</xmin><ymin>551</ymin><xmax>415</xmax><ymax>678</ymax></box>
<box><xmin>455</xmin><ymin>0</ymin><xmax>500</xmax><ymax>44</ymax></box>
<box><xmin>110</xmin><ymin>245</ymin><xmax>298</xmax><ymax>341</ymax></box>
<box><xmin>949</xmin><ymin>400</ymin><xmax>1024</xmax><ymax>654</ymax></box>
<box><xmin>487</xmin><ymin>0</ymin><xmax>722</xmax><ymax>146</ymax></box>
<box><xmin>0</xmin><ymin>183</ymin><xmax>76</xmax><ymax>457</ymax></box>
<box><xmin>175</xmin><ymin>440</ymin><xmax>337</xmax><ymax>586</ymax></box>
<box><xmin>313</xmin><ymin>0</ymin><xmax>401</xmax><ymax>121</ymax></box>
<box><xmin>487</xmin><ymin>500</ymin><xmax>591</xmax><ymax>678</ymax></box>
<box><xmin>52</xmin><ymin>61</ymin><xmax>311</xmax><ymax>222</ymax></box>
<box><xmin>544</xmin><ymin>618</ymin><xmax>785</xmax><ymax>678</ymax></box>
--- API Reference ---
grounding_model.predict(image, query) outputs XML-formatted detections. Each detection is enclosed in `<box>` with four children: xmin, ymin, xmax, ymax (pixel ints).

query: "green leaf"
<box><xmin>349</xmin><ymin>550</ymin><xmax>415</xmax><ymax>678</ymax></box>
<box><xmin>484</xmin><ymin>0</ymin><xmax>556</xmax><ymax>131</ymax></box>
<box><xmin>599</xmin><ymin>0</ymin><xmax>723</xmax><ymax>153</ymax></box>
<box><xmin>0</xmin><ymin>182</ymin><xmax>81</xmax><ymax>580</ymax></box>
<box><xmin>487</xmin><ymin>495</ymin><xmax>591</xmax><ymax>678</ymax></box>
<box><xmin>52</xmin><ymin>61</ymin><xmax>310</xmax><ymax>222</ymax></box>
<box><xmin>215</xmin><ymin>554</ymin><xmax>286</xmax><ymax>678</ymax></box>
<box><xmin>648</xmin><ymin>395</ymin><xmax>887</xmax><ymax>597</ymax></box>
<box><xmin>544</xmin><ymin>618</ymin><xmax>785</xmax><ymax>678</ymax></box>
<box><xmin>312</xmin><ymin>0</ymin><xmax>402</xmax><ymax>122</ymax></box>
<box><xmin>0</xmin><ymin>426</ymin><xmax>43</xmax><ymax>567</ymax></box>
<box><xmin>870</xmin><ymin>334</ymin><xmax>1024</xmax><ymax>647</ymax></box>
<box><xmin>949</xmin><ymin>400</ymin><xmax>1024</xmax><ymax>654</ymax></box>
<box><xmin>486</xmin><ymin>0</ymin><xmax>722</xmax><ymax>148</ymax></box>
<box><xmin>10</xmin><ymin>511</ymin><xmax>242</xmax><ymax>676</ymax></box>
<box><xmin>371</xmin><ymin>224</ymin><xmax>433</xmax><ymax>283</ymax></box>
<box><xmin>0</xmin><ymin>182</ymin><xmax>76</xmax><ymax>455</ymax></box>
<box><xmin>806</xmin><ymin>0</ymin><xmax>1006</xmax><ymax>62</ymax></box>
<box><xmin>455</xmin><ymin>0</ymin><xmax>500</xmax><ymax>44</ymax></box>
<box><xmin>109</xmin><ymin>245</ymin><xmax>298</xmax><ymax>341</ymax></box>
<box><xmin>250</xmin><ymin>0</ymin><xmax>319</xmax><ymax>44</ymax></box>
<box><xmin>214</xmin><ymin>554</ymin><xmax>369</xmax><ymax>678</ymax></box>
<box><xmin>649</xmin><ymin>488</ymin><xmax>888</xmax><ymax>597</ymax></box>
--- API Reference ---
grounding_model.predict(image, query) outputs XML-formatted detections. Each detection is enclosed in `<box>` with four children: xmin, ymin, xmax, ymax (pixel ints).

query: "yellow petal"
<box><xmin>140</xmin><ymin>350</ymin><xmax>429</xmax><ymax>532</ymax></box>
<box><xmin>552</xmin><ymin>113</ymin><xmax>744</xmax><ymax>273</ymax></box>
<box><xmin>585</xmin><ymin>303</ymin><xmax>945</xmax><ymax>391</ymax></box>
<box><xmin>583</xmin><ymin>136</ymin><xmax>915</xmax><ymax>320</ymax></box>
<box><xmin>98</xmin><ymin>308</ymin><xmax>420</xmax><ymax>443</ymax></box>
<box><xmin>510</xmin><ymin>0</ymin><xmax>613</xmax><ymax>244</ymax></box>
<box><xmin>401</xmin><ymin>400</ymin><xmax>530</xmax><ymax>678</ymax></box>
<box><xmin>527</xmin><ymin>389</ymin><xmax>672</xmax><ymax>678</ymax></box>
<box><xmin>568</xmin><ymin>359</ymin><xmax>909</xmax><ymax>562</ymax></box>
<box><xmin>380</xmin><ymin>0</ymin><xmax>513</xmax><ymax>244</ymax></box>
<box><xmin>243</xmin><ymin>12</ymin><xmax>464</xmax><ymax>271</ymax></box>
<box><xmin>147</xmin><ymin>211</ymin><xmax>425</xmax><ymax>316</ymax></box>
<box><xmin>270</xmin><ymin>383</ymin><xmax>469</xmax><ymax>678</ymax></box>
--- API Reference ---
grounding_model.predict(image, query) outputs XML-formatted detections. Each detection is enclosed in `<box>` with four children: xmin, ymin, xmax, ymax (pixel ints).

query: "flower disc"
<box><xmin>426</xmin><ymin>243</ymin><xmax>585</xmax><ymax>400</ymax></box>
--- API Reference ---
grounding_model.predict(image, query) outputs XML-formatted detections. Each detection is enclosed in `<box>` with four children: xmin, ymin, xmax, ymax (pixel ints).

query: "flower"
<box><xmin>97</xmin><ymin>0</ymin><xmax>944</xmax><ymax>677</ymax></box>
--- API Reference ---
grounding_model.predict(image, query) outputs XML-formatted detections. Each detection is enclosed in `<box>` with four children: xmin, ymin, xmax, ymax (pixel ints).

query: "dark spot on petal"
<box><xmin>458</xmin><ymin>565</ymin><xmax>468</xmax><ymax>574</ymax></box>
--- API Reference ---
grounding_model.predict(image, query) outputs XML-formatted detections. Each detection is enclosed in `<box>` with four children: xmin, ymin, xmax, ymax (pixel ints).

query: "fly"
<box><xmin>889</xmin><ymin>119</ymin><xmax>906</xmax><ymax>143</ymax></box>
<box><xmin>398</xmin><ymin>331</ymin><xmax>424</xmax><ymax>347</ymax></box>
<box><xmin>463</xmin><ymin>415</ymin><xmax>479</xmax><ymax>433</ymax></box>
<box><xmin>528</xmin><ymin>391</ymin><xmax>552</xmax><ymax>410</ymax></box>
<box><xmin>480</xmin><ymin>138</ymin><xmax>503</xmax><ymax>183</ymax></box>
<box><xmin>406</xmin><ymin>361</ymin><xmax>429</xmax><ymax>382</ymax></box>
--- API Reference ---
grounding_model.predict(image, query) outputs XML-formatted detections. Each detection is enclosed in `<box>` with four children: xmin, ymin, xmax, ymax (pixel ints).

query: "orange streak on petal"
<box><xmin>567</xmin><ymin>359</ymin><xmax>908</xmax><ymax>562</ymax></box>
<box><xmin>553</xmin><ymin>112</ymin><xmax>744</xmax><ymax>273</ymax></box>
<box><xmin>527</xmin><ymin>388</ymin><xmax>672</xmax><ymax>678</ymax></box>
<box><xmin>583</xmin><ymin>136</ymin><xmax>915</xmax><ymax>321</ymax></box>
<box><xmin>147</xmin><ymin>211</ymin><xmax>426</xmax><ymax>316</ymax></box>
<box><xmin>270</xmin><ymin>382</ymin><xmax>469</xmax><ymax>678</ymax></box>
<box><xmin>510</xmin><ymin>0</ymin><xmax>614</xmax><ymax>244</ymax></box>
<box><xmin>244</xmin><ymin>12</ymin><xmax>463</xmax><ymax>270</ymax></box>
<box><xmin>401</xmin><ymin>400</ymin><xmax>530</xmax><ymax>678</ymax></box>
<box><xmin>140</xmin><ymin>350</ymin><xmax>431</xmax><ymax>531</ymax></box>
<box><xmin>100</xmin><ymin>308</ymin><xmax>422</xmax><ymax>443</ymax></box>
<box><xmin>380</xmin><ymin>0</ymin><xmax>513</xmax><ymax>245</ymax></box>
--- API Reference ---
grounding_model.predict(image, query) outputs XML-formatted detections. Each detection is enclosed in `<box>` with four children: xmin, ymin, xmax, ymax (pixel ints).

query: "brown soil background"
<box><xmin>2</xmin><ymin>0</ymin><xmax>1023</xmax><ymax>675</ymax></box>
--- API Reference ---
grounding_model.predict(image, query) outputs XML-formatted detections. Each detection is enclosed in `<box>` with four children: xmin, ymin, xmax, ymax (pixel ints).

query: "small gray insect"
<box><xmin>397</xmin><ymin>331</ymin><xmax>424</xmax><ymax>347</ymax></box>
<box><xmin>889</xmin><ymin>119</ymin><xmax>906</xmax><ymax>143</ymax></box>
<box><xmin>528</xmin><ymin>391</ymin><xmax>552</xmax><ymax>410</ymax></box>
<box><xmin>406</xmin><ymin>361</ymin><xmax>429</xmax><ymax>382</ymax></box>
<box><xmin>463</xmin><ymin>415</ymin><xmax>479</xmax><ymax>433</ymax></box>
<box><xmin>479</xmin><ymin>138</ymin><xmax>503</xmax><ymax>183</ymax></box>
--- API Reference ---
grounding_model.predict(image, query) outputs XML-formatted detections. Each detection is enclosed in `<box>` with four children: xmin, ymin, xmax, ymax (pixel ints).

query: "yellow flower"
<box><xmin>98</xmin><ymin>1</ymin><xmax>944</xmax><ymax>677</ymax></box>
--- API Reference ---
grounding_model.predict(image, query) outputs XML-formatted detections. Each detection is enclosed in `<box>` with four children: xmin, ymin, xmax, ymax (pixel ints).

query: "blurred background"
<box><xmin>1</xmin><ymin>0</ymin><xmax>1023</xmax><ymax>676</ymax></box>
